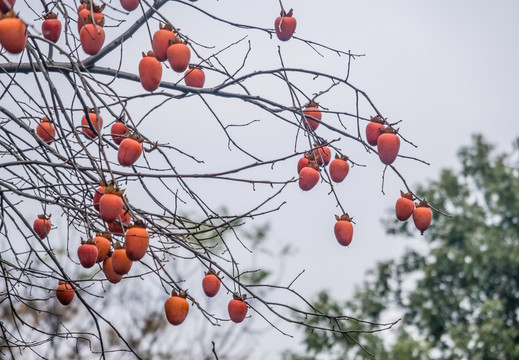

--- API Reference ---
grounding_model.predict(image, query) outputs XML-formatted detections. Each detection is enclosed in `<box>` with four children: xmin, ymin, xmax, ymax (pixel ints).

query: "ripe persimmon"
<box><xmin>377</xmin><ymin>127</ymin><xmax>400</xmax><ymax>165</ymax></box>
<box><xmin>42</xmin><ymin>12</ymin><xmax>62</xmax><ymax>43</ymax></box>
<box><xmin>120</xmin><ymin>0</ymin><xmax>139</xmax><ymax>11</ymax></box>
<box><xmin>94</xmin><ymin>233</ymin><xmax>111</xmax><ymax>263</ymax></box>
<box><xmin>118</xmin><ymin>136</ymin><xmax>143</xmax><ymax>166</ymax></box>
<box><xmin>77</xmin><ymin>5</ymin><xmax>104</xmax><ymax>33</ymax></box>
<box><xmin>124</xmin><ymin>221</ymin><xmax>149</xmax><ymax>261</ymax></box>
<box><xmin>77</xmin><ymin>239</ymin><xmax>98</xmax><ymax>268</ymax></box>
<box><xmin>395</xmin><ymin>191</ymin><xmax>415</xmax><ymax>221</ymax></box>
<box><xmin>0</xmin><ymin>0</ymin><xmax>15</xmax><ymax>13</ymax></box>
<box><xmin>0</xmin><ymin>12</ymin><xmax>27</xmax><ymax>54</ymax></box>
<box><xmin>312</xmin><ymin>145</ymin><xmax>331</xmax><ymax>166</ymax></box>
<box><xmin>99</xmin><ymin>186</ymin><xmax>124</xmax><ymax>223</ymax></box>
<box><xmin>334</xmin><ymin>214</ymin><xmax>353</xmax><ymax>246</ymax></box>
<box><xmin>184</xmin><ymin>66</ymin><xmax>205</xmax><ymax>88</ymax></box>
<box><xmin>93</xmin><ymin>185</ymin><xmax>105</xmax><ymax>211</ymax></box>
<box><xmin>152</xmin><ymin>23</ymin><xmax>176</xmax><ymax>62</ymax></box>
<box><xmin>274</xmin><ymin>9</ymin><xmax>296</xmax><ymax>41</ymax></box>
<box><xmin>167</xmin><ymin>42</ymin><xmax>190</xmax><ymax>72</ymax></box>
<box><xmin>103</xmin><ymin>253</ymin><xmax>123</xmax><ymax>284</ymax></box>
<box><xmin>298</xmin><ymin>162</ymin><xmax>320</xmax><ymax>191</ymax></box>
<box><xmin>139</xmin><ymin>51</ymin><xmax>162</xmax><ymax>92</ymax></box>
<box><xmin>81</xmin><ymin>109</ymin><xmax>103</xmax><ymax>139</ymax></box>
<box><xmin>202</xmin><ymin>271</ymin><xmax>221</xmax><ymax>297</ymax></box>
<box><xmin>80</xmin><ymin>23</ymin><xmax>105</xmax><ymax>55</ymax></box>
<box><xmin>36</xmin><ymin>117</ymin><xmax>56</xmax><ymax>142</ymax></box>
<box><xmin>329</xmin><ymin>155</ymin><xmax>350</xmax><ymax>183</ymax></box>
<box><xmin>366</xmin><ymin>115</ymin><xmax>385</xmax><ymax>146</ymax></box>
<box><xmin>111</xmin><ymin>120</ymin><xmax>129</xmax><ymax>145</ymax></box>
<box><xmin>228</xmin><ymin>294</ymin><xmax>248</xmax><ymax>323</ymax></box>
<box><xmin>111</xmin><ymin>245</ymin><xmax>132</xmax><ymax>275</ymax></box>
<box><xmin>33</xmin><ymin>214</ymin><xmax>51</xmax><ymax>239</ymax></box>
<box><xmin>302</xmin><ymin>103</ymin><xmax>321</xmax><ymax>131</ymax></box>
<box><xmin>413</xmin><ymin>200</ymin><xmax>433</xmax><ymax>235</ymax></box>
<box><xmin>297</xmin><ymin>153</ymin><xmax>312</xmax><ymax>174</ymax></box>
<box><xmin>56</xmin><ymin>281</ymin><xmax>75</xmax><ymax>305</ymax></box>
<box><xmin>164</xmin><ymin>290</ymin><xmax>189</xmax><ymax>325</ymax></box>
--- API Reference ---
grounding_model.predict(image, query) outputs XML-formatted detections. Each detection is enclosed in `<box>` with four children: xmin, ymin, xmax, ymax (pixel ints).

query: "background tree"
<box><xmin>285</xmin><ymin>134</ymin><xmax>519</xmax><ymax>359</ymax></box>
<box><xmin>0</xmin><ymin>0</ymin><xmax>435</xmax><ymax>358</ymax></box>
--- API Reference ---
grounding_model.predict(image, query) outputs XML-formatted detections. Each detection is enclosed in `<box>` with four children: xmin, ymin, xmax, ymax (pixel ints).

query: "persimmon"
<box><xmin>33</xmin><ymin>214</ymin><xmax>51</xmax><ymax>239</ymax></box>
<box><xmin>81</xmin><ymin>108</ymin><xmax>103</xmax><ymax>139</ymax></box>
<box><xmin>124</xmin><ymin>221</ymin><xmax>149</xmax><ymax>261</ymax></box>
<box><xmin>377</xmin><ymin>127</ymin><xmax>400</xmax><ymax>165</ymax></box>
<box><xmin>302</xmin><ymin>103</ymin><xmax>321</xmax><ymax>131</ymax></box>
<box><xmin>366</xmin><ymin>115</ymin><xmax>385</xmax><ymax>146</ymax></box>
<box><xmin>111</xmin><ymin>120</ymin><xmax>129</xmax><ymax>145</ymax></box>
<box><xmin>99</xmin><ymin>186</ymin><xmax>124</xmax><ymax>223</ymax></box>
<box><xmin>80</xmin><ymin>23</ymin><xmax>105</xmax><ymax>55</ymax></box>
<box><xmin>202</xmin><ymin>270</ymin><xmax>221</xmax><ymax>297</ymax></box>
<box><xmin>413</xmin><ymin>200</ymin><xmax>433</xmax><ymax>235</ymax></box>
<box><xmin>312</xmin><ymin>145</ymin><xmax>331</xmax><ymax>166</ymax></box>
<box><xmin>118</xmin><ymin>135</ymin><xmax>143</xmax><ymax>166</ymax></box>
<box><xmin>56</xmin><ymin>281</ymin><xmax>75</xmax><ymax>305</ymax></box>
<box><xmin>298</xmin><ymin>162</ymin><xmax>320</xmax><ymax>191</ymax></box>
<box><xmin>77</xmin><ymin>239</ymin><xmax>98</xmax><ymax>268</ymax></box>
<box><xmin>329</xmin><ymin>155</ymin><xmax>350</xmax><ymax>183</ymax></box>
<box><xmin>103</xmin><ymin>253</ymin><xmax>123</xmax><ymax>284</ymax></box>
<box><xmin>334</xmin><ymin>214</ymin><xmax>353</xmax><ymax>246</ymax></box>
<box><xmin>395</xmin><ymin>191</ymin><xmax>415</xmax><ymax>221</ymax></box>
<box><xmin>297</xmin><ymin>152</ymin><xmax>312</xmax><ymax>174</ymax></box>
<box><xmin>42</xmin><ymin>12</ymin><xmax>62</xmax><ymax>43</ymax></box>
<box><xmin>152</xmin><ymin>23</ymin><xmax>176</xmax><ymax>62</ymax></box>
<box><xmin>93</xmin><ymin>185</ymin><xmax>105</xmax><ymax>211</ymax></box>
<box><xmin>120</xmin><ymin>0</ymin><xmax>139</xmax><ymax>11</ymax></box>
<box><xmin>77</xmin><ymin>5</ymin><xmax>105</xmax><ymax>33</ymax></box>
<box><xmin>164</xmin><ymin>290</ymin><xmax>189</xmax><ymax>325</ymax></box>
<box><xmin>77</xmin><ymin>0</ymin><xmax>98</xmax><ymax>13</ymax></box>
<box><xmin>139</xmin><ymin>51</ymin><xmax>162</xmax><ymax>92</ymax></box>
<box><xmin>0</xmin><ymin>0</ymin><xmax>15</xmax><ymax>13</ymax></box>
<box><xmin>167</xmin><ymin>42</ymin><xmax>190</xmax><ymax>72</ymax></box>
<box><xmin>36</xmin><ymin>117</ymin><xmax>56</xmax><ymax>142</ymax></box>
<box><xmin>107</xmin><ymin>209</ymin><xmax>131</xmax><ymax>234</ymax></box>
<box><xmin>94</xmin><ymin>233</ymin><xmax>111</xmax><ymax>263</ymax></box>
<box><xmin>111</xmin><ymin>245</ymin><xmax>132</xmax><ymax>275</ymax></box>
<box><xmin>228</xmin><ymin>294</ymin><xmax>248</xmax><ymax>323</ymax></box>
<box><xmin>184</xmin><ymin>66</ymin><xmax>205</xmax><ymax>88</ymax></box>
<box><xmin>274</xmin><ymin>9</ymin><xmax>296</xmax><ymax>41</ymax></box>
<box><xmin>0</xmin><ymin>12</ymin><xmax>27</xmax><ymax>54</ymax></box>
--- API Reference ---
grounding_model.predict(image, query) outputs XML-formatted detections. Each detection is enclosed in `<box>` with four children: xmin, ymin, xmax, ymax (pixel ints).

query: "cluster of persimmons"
<box><xmin>1</xmin><ymin>0</ymin><xmax>302</xmax><ymax>327</ymax></box>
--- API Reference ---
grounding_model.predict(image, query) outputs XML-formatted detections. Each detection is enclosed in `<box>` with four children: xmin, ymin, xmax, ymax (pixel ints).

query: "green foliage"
<box><xmin>286</xmin><ymin>135</ymin><xmax>519</xmax><ymax>359</ymax></box>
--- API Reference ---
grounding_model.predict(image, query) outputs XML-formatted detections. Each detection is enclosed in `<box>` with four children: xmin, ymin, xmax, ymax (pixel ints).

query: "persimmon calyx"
<box><xmin>103</xmin><ymin>184</ymin><xmax>125</xmax><ymax>196</ymax></box>
<box><xmin>400</xmin><ymin>191</ymin><xmax>414</xmax><ymax>200</ymax></box>
<box><xmin>415</xmin><ymin>199</ymin><xmax>430</xmax><ymax>208</ymax></box>
<box><xmin>232</xmin><ymin>292</ymin><xmax>247</xmax><ymax>301</ymax></box>
<box><xmin>205</xmin><ymin>268</ymin><xmax>221</xmax><ymax>276</ymax></box>
<box><xmin>370</xmin><ymin>115</ymin><xmax>385</xmax><ymax>124</ymax></box>
<box><xmin>44</xmin><ymin>12</ymin><xmax>59</xmax><ymax>20</ymax></box>
<box><xmin>280</xmin><ymin>8</ymin><xmax>294</xmax><ymax>17</ymax></box>
<box><xmin>335</xmin><ymin>213</ymin><xmax>353</xmax><ymax>222</ymax></box>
